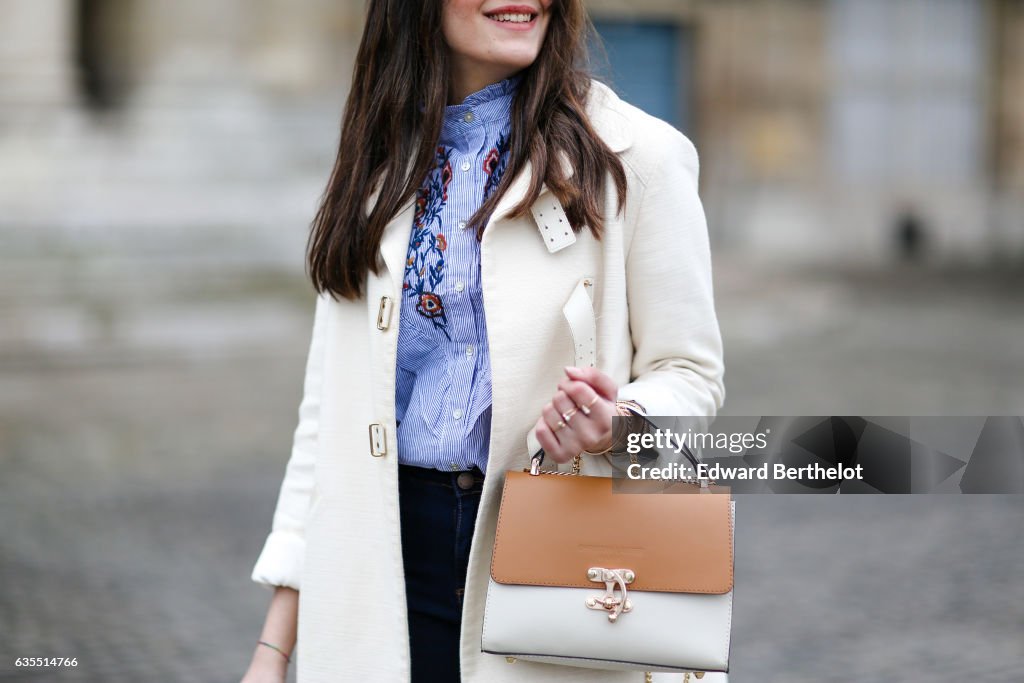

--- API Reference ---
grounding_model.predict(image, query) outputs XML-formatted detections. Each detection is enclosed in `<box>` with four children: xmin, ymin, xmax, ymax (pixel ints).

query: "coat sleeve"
<box><xmin>615</xmin><ymin>128</ymin><xmax>726</xmax><ymax>421</ymax></box>
<box><xmin>250</xmin><ymin>292</ymin><xmax>328</xmax><ymax>591</ymax></box>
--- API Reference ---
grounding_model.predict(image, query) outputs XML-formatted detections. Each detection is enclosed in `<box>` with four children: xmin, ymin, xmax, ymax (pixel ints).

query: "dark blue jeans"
<box><xmin>398</xmin><ymin>463</ymin><xmax>485</xmax><ymax>683</ymax></box>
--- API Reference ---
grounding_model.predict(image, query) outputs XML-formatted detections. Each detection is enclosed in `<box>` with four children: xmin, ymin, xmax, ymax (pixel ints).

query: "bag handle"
<box><xmin>529</xmin><ymin>275</ymin><xmax>710</xmax><ymax>484</ymax></box>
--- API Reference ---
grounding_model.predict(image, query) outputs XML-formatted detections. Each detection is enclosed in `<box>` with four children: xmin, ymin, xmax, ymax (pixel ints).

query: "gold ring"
<box><xmin>554</xmin><ymin>419</ymin><xmax>566</xmax><ymax>431</ymax></box>
<box><xmin>585</xmin><ymin>396</ymin><xmax>600</xmax><ymax>409</ymax></box>
<box><xmin>578</xmin><ymin>401</ymin><xmax>592</xmax><ymax>416</ymax></box>
<box><xmin>561</xmin><ymin>408</ymin><xmax>577</xmax><ymax>423</ymax></box>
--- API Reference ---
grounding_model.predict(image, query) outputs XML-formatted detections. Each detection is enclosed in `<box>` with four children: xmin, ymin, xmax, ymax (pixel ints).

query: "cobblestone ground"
<box><xmin>1</xmin><ymin>255</ymin><xmax>1022</xmax><ymax>682</ymax></box>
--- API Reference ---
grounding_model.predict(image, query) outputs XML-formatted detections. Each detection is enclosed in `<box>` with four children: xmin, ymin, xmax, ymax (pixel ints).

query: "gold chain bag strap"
<box><xmin>480</xmin><ymin>414</ymin><xmax>735</xmax><ymax>680</ymax></box>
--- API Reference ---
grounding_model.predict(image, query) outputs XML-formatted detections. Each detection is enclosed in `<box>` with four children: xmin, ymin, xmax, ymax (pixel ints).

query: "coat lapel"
<box><xmin>374</xmin><ymin>80</ymin><xmax>634</xmax><ymax>289</ymax></box>
<box><xmin>488</xmin><ymin>80</ymin><xmax>634</xmax><ymax>234</ymax></box>
<box><xmin>378</xmin><ymin>198</ymin><xmax>417</xmax><ymax>294</ymax></box>
<box><xmin>366</xmin><ymin>155</ymin><xmax>418</xmax><ymax>294</ymax></box>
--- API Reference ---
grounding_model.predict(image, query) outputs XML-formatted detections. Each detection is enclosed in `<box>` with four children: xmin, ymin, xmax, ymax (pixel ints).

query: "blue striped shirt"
<box><xmin>395</xmin><ymin>74</ymin><xmax>521</xmax><ymax>474</ymax></box>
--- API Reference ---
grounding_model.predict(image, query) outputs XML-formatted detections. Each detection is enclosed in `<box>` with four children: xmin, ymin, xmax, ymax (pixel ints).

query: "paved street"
<box><xmin>1</xmin><ymin>255</ymin><xmax>1022</xmax><ymax>682</ymax></box>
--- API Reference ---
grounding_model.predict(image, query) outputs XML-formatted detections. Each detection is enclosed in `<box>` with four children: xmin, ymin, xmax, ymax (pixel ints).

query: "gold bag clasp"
<box><xmin>585</xmin><ymin>567</ymin><xmax>634</xmax><ymax>622</ymax></box>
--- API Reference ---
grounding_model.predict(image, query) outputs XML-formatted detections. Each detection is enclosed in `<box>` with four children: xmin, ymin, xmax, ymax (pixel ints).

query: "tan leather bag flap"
<box><xmin>490</xmin><ymin>470</ymin><xmax>733</xmax><ymax>594</ymax></box>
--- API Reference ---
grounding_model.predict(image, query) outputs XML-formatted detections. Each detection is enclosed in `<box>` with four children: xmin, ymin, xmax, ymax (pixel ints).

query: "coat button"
<box><xmin>456</xmin><ymin>472</ymin><xmax>476</xmax><ymax>490</ymax></box>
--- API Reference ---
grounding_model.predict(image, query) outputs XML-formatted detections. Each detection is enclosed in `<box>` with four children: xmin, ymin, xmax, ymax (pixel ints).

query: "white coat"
<box><xmin>250</xmin><ymin>79</ymin><xmax>727</xmax><ymax>683</ymax></box>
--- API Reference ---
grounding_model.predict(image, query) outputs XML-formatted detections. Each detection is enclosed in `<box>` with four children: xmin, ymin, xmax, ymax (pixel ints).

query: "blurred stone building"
<box><xmin>2</xmin><ymin>0</ymin><xmax>1023</xmax><ymax>267</ymax></box>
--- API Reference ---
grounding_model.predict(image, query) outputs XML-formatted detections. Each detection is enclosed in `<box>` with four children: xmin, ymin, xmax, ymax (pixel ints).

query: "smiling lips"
<box><xmin>485</xmin><ymin>6</ymin><xmax>539</xmax><ymax>25</ymax></box>
<box><xmin>488</xmin><ymin>12</ymin><xmax>534</xmax><ymax>23</ymax></box>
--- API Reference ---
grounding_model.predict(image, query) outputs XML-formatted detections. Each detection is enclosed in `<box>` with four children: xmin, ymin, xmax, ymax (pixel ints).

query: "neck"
<box><xmin>448</xmin><ymin>61</ymin><xmax>518</xmax><ymax>105</ymax></box>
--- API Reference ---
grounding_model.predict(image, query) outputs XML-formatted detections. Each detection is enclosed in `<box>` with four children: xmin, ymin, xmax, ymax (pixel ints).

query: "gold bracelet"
<box><xmin>582</xmin><ymin>403</ymin><xmax>634</xmax><ymax>456</ymax></box>
<box><xmin>614</xmin><ymin>398</ymin><xmax>647</xmax><ymax>416</ymax></box>
<box><xmin>258</xmin><ymin>639</ymin><xmax>292</xmax><ymax>664</ymax></box>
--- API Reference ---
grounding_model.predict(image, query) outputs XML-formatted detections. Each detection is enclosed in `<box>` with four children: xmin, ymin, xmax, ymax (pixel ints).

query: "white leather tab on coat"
<box><xmin>250</xmin><ymin>79</ymin><xmax>727</xmax><ymax>683</ymax></box>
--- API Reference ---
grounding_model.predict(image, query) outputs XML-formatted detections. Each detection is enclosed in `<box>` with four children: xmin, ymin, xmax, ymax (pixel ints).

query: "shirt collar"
<box><xmin>449</xmin><ymin>72</ymin><xmax>522</xmax><ymax>112</ymax></box>
<box><xmin>439</xmin><ymin>72</ymin><xmax>522</xmax><ymax>146</ymax></box>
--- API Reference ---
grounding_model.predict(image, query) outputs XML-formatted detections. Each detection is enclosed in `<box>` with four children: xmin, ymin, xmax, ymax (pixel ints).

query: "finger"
<box><xmin>564</xmin><ymin>366</ymin><xmax>618</xmax><ymax>401</ymax></box>
<box><xmin>551</xmin><ymin>425</ymin><xmax>583</xmax><ymax>463</ymax></box>
<box><xmin>558</xmin><ymin>379</ymin><xmax>605</xmax><ymax>416</ymax></box>
<box><xmin>540</xmin><ymin>402</ymin><xmax>568</xmax><ymax>441</ymax></box>
<box><xmin>535</xmin><ymin>420</ymin><xmax>568</xmax><ymax>464</ymax></box>
<box><xmin>556</xmin><ymin>385</ymin><xmax>610</xmax><ymax>444</ymax></box>
<box><xmin>556</xmin><ymin>379</ymin><xmax>609</xmax><ymax>422</ymax></box>
<box><xmin>540</xmin><ymin>403</ymin><xmax>583</xmax><ymax>461</ymax></box>
<box><xmin>550</xmin><ymin>393</ymin><xmax>603</xmax><ymax>453</ymax></box>
<box><xmin>551</xmin><ymin>391</ymin><xmax>580</xmax><ymax>426</ymax></box>
<box><xmin>556</xmin><ymin>378</ymin><xmax>598</xmax><ymax>406</ymax></box>
<box><xmin>535</xmin><ymin>417</ymin><xmax>576</xmax><ymax>464</ymax></box>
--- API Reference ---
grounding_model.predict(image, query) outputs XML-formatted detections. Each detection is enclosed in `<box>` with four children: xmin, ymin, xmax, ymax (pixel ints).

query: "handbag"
<box><xmin>480</xmin><ymin>427</ymin><xmax>735</xmax><ymax>681</ymax></box>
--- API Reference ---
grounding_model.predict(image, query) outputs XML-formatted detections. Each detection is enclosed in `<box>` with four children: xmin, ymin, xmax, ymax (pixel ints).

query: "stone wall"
<box><xmin>0</xmin><ymin>0</ymin><xmax>1021</xmax><ymax>265</ymax></box>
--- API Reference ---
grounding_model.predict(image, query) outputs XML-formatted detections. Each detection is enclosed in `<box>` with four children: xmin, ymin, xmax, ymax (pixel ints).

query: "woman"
<box><xmin>242</xmin><ymin>1</ymin><xmax>725</xmax><ymax>682</ymax></box>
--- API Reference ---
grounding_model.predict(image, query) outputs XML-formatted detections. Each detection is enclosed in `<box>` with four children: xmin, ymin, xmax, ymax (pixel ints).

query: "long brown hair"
<box><xmin>308</xmin><ymin>0</ymin><xmax>628</xmax><ymax>301</ymax></box>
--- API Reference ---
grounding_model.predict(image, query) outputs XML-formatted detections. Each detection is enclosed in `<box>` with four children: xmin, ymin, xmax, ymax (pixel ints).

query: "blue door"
<box><xmin>590</xmin><ymin>19</ymin><xmax>694</xmax><ymax>134</ymax></box>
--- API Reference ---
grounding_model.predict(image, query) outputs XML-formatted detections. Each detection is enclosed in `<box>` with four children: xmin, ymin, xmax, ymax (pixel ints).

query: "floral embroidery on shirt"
<box><xmin>482</xmin><ymin>132</ymin><xmax>511</xmax><ymax>202</ymax></box>
<box><xmin>403</xmin><ymin>127</ymin><xmax>512</xmax><ymax>331</ymax></box>
<box><xmin>416</xmin><ymin>292</ymin><xmax>444</xmax><ymax>318</ymax></box>
<box><xmin>404</xmin><ymin>146</ymin><xmax>453</xmax><ymax>338</ymax></box>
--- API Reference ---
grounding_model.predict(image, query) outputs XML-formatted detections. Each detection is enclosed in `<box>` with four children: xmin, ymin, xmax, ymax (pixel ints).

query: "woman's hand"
<box><xmin>533</xmin><ymin>366</ymin><xmax>621</xmax><ymax>464</ymax></box>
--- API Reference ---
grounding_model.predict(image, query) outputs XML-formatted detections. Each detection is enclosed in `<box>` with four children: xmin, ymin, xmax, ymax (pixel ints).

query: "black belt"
<box><xmin>399</xmin><ymin>463</ymin><xmax>485</xmax><ymax>487</ymax></box>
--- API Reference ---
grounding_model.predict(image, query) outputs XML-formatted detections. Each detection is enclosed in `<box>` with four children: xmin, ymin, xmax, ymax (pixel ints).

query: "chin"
<box><xmin>489</xmin><ymin>49</ymin><xmax>540</xmax><ymax>72</ymax></box>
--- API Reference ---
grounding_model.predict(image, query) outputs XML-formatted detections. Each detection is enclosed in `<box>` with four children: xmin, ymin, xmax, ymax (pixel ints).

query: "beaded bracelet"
<box><xmin>258</xmin><ymin>639</ymin><xmax>292</xmax><ymax>664</ymax></box>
